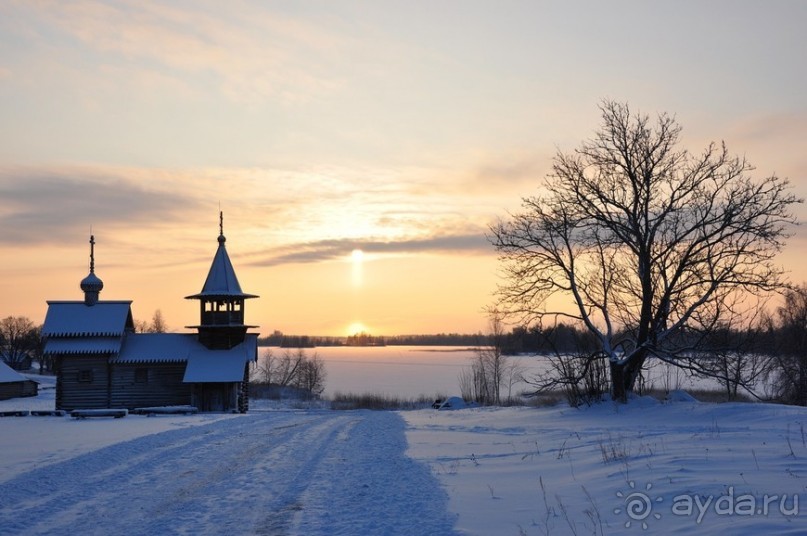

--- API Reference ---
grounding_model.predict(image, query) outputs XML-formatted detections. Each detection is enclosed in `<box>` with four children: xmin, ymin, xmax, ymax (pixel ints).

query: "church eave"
<box><xmin>184</xmin><ymin>292</ymin><xmax>259</xmax><ymax>300</ymax></box>
<box><xmin>185</xmin><ymin>324</ymin><xmax>259</xmax><ymax>329</ymax></box>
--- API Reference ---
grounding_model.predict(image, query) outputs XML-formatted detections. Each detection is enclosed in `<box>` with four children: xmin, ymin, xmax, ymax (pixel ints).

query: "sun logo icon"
<box><xmin>614</xmin><ymin>481</ymin><xmax>663</xmax><ymax>530</ymax></box>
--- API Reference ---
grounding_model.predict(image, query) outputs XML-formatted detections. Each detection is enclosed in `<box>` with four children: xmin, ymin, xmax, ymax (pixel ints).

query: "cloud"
<box><xmin>0</xmin><ymin>167</ymin><xmax>202</xmax><ymax>245</ymax></box>
<box><xmin>22</xmin><ymin>0</ymin><xmax>353</xmax><ymax>106</ymax></box>
<box><xmin>0</xmin><ymin>162</ymin><xmax>507</xmax><ymax>270</ymax></box>
<box><xmin>732</xmin><ymin>112</ymin><xmax>807</xmax><ymax>143</ymax></box>
<box><xmin>245</xmin><ymin>232</ymin><xmax>491</xmax><ymax>267</ymax></box>
<box><xmin>473</xmin><ymin>154</ymin><xmax>553</xmax><ymax>187</ymax></box>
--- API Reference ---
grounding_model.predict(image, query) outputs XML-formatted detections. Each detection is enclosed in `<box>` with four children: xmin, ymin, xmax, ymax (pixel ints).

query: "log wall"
<box><xmin>110</xmin><ymin>363</ymin><xmax>192</xmax><ymax>409</ymax></box>
<box><xmin>57</xmin><ymin>355</ymin><xmax>111</xmax><ymax>410</ymax></box>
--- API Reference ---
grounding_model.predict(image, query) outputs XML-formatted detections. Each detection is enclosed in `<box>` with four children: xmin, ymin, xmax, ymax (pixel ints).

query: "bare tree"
<box><xmin>135</xmin><ymin>310</ymin><xmax>167</xmax><ymax>333</ymax></box>
<box><xmin>768</xmin><ymin>285</ymin><xmax>807</xmax><ymax>405</ymax></box>
<box><xmin>274</xmin><ymin>348</ymin><xmax>305</xmax><ymax>387</ymax></box>
<box><xmin>490</xmin><ymin>101</ymin><xmax>799</xmax><ymax>401</ymax></box>
<box><xmin>524</xmin><ymin>319</ymin><xmax>609</xmax><ymax>407</ymax></box>
<box><xmin>255</xmin><ymin>348</ymin><xmax>276</xmax><ymax>384</ymax></box>
<box><xmin>293</xmin><ymin>353</ymin><xmax>327</xmax><ymax>399</ymax></box>
<box><xmin>254</xmin><ymin>347</ymin><xmax>326</xmax><ymax>399</ymax></box>
<box><xmin>460</xmin><ymin>314</ymin><xmax>523</xmax><ymax>405</ymax></box>
<box><xmin>0</xmin><ymin>316</ymin><xmax>38</xmax><ymax>370</ymax></box>
<box><xmin>150</xmin><ymin>310</ymin><xmax>166</xmax><ymax>333</ymax></box>
<box><xmin>688</xmin><ymin>306</ymin><xmax>774</xmax><ymax>401</ymax></box>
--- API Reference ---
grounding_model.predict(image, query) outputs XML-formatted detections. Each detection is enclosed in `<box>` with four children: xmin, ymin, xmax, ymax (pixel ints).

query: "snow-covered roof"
<box><xmin>185</xmin><ymin>234</ymin><xmax>258</xmax><ymax>300</ymax></box>
<box><xmin>113</xmin><ymin>333</ymin><xmax>258</xmax><ymax>368</ymax></box>
<box><xmin>42</xmin><ymin>301</ymin><xmax>134</xmax><ymax>337</ymax></box>
<box><xmin>182</xmin><ymin>344</ymin><xmax>254</xmax><ymax>383</ymax></box>
<box><xmin>0</xmin><ymin>360</ymin><xmax>29</xmax><ymax>383</ymax></box>
<box><xmin>113</xmin><ymin>333</ymin><xmax>198</xmax><ymax>363</ymax></box>
<box><xmin>182</xmin><ymin>353</ymin><xmax>245</xmax><ymax>382</ymax></box>
<box><xmin>43</xmin><ymin>337</ymin><xmax>122</xmax><ymax>355</ymax></box>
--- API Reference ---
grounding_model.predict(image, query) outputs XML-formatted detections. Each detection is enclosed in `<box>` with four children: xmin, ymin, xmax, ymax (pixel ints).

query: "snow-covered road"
<box><xmin>0</xmin><ymin>410</ymin><xmax>456</xmax><ymax>536</ymax></box>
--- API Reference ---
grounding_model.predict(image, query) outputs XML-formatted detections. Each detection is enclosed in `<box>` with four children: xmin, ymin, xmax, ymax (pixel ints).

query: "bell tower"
<box><xmin>185</xmin><ymin>213</ymin><xmax>258</xmax><ymax>349</ymax></box>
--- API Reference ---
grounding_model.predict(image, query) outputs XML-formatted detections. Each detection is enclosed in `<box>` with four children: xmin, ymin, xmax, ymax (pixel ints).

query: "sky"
<box><xmin>1</xmin><ymin>1</ymin><xmax>806</xmax><ymax>336</ymax></box>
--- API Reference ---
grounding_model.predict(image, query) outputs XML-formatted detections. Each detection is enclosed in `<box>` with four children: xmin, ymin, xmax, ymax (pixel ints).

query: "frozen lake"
<box><xmin>256</xmin><ymin>346</ymin><xmax>721</xmax><ymax>399</ymax></box>
<box><xmin>257</xmin><ymin>345</ymin><xmax>482</xmax><ymax>399</ymax></box>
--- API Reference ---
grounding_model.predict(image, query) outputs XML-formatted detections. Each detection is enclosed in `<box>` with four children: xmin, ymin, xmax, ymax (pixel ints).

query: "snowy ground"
<box><xmin>404</xmin><ymin>396</ymin><xmax>807</xmax><ymax>535</ymax></box>
<box><xmin>0</xmin><ymin>381</ymin><xmax>453</xmax><ymax>535</ymax></box>
<box><xmin>1</xmin><ymin>376</ymin><xmax>806</xmax><ymax>535</ymax></box>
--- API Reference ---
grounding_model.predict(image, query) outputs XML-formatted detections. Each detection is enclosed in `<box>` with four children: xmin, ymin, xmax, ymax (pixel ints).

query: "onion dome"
<box><xmin>80</xmin><ymin>235</ymin><xmax>104</xmax><ymax>305</ymax></box>
<box><xmin>80</xmin><ymin>271</ymin><xmax>104</xmax><ymax>293</ymax></box>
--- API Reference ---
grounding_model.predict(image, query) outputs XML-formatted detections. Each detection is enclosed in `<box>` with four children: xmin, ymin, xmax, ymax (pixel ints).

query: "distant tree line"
<box><xmin>385</xmin><ymin>333</ymin><xmax>486</xmax><ymax>346</ymax></box>
<box><xmin>259</xmin><ymin>330</ymin><xmax>489</xmax><ymax>348</ymax></box>
<box><xmin>498</xmin><ymin>323</ymin><xmax>598</xmax><ymax>355</ymax></box>
<box><xmin>259</xmin><ymin>331</ymin><xmax>334</xmax><ymax>347</ymax></box>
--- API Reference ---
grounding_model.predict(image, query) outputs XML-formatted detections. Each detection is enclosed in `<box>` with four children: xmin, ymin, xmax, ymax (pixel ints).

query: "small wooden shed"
<box><xmin>0</xmin><ymin>360</ymin><xmax>38</xmax><ymax>400</ymax></box>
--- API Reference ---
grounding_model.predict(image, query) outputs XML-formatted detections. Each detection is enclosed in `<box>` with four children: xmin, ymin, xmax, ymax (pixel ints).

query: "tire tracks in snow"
<box><xmin>0</xmin><ymin>411</ymin><xmax>456</xmax><ymax>535</ymax></box>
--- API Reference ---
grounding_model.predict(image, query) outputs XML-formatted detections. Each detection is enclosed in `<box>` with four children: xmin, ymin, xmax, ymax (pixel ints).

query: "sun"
<box><xmin>351</xmin><ymin>249</ymin><xmax>364</xmax><ymax>263</ymax></box>
<box><xmin>347</xmin><ymin>322</ymin><xmax>369</xmax><ymax>336</ymax></box>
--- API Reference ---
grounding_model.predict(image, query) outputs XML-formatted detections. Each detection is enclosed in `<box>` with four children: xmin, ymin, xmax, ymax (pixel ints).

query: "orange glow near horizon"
<box><xmin>346</xmin><ymin>321</ymin><xmax>370</xmax><ymax>336</ymax></box>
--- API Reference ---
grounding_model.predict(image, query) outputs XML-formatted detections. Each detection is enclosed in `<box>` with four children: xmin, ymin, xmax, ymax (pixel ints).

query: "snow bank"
<box><xmin>403</xmin><ymin>400</ymin><xmax>807</xmax><ymax>534</ymax></box>
<box><xmin>434</xmin><ymin>396</ymin><xmax>468</xmax><ymax>410</ymax></box>
<box><xmin>666</xmin><ymin>389</ymin><xmax>699</xmax><ymax>403</ymax></box>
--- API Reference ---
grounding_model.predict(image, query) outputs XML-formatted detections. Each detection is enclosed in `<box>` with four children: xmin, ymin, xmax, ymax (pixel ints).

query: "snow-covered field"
<box><xmin>1</xmin><ymin>376</ymin><xmax>805</xmax><ymax>535</ymax></box>
<box><xmin>404</xmin><ymin>396</ymin><xmax>807</xmax><ymax>534</ymax></box>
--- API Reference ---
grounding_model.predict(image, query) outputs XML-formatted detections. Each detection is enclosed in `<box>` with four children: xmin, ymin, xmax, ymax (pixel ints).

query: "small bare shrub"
<box><xmin>460</xmin><ymin>313</ymin><xmax>524</xmax><ymax>405</ymax></box>
<box><xmin>329</xmin><ymin>392</ymin><xmax>442</xmax><ymax>411</ymax></box>
<box><xmin>598</xmin><ymin>433</ymin><xmax>629</xmax><ymax>463</ymax></box>
<box><xmin>533</xmin><ymin>353</ymin><xmax>609</xmax><ymax>407</ymax></box>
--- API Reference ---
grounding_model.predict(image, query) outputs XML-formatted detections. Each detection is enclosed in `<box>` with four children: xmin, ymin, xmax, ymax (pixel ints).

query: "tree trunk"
<box><xmin>609</xmin><ymin>351</ymin><xmax>647</xmax><ymax>403</ymax></box>
<box><xmin>610</xmin><ymin>361</ymin><xmax>629</xmax><ymax>402</ymax></box>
